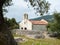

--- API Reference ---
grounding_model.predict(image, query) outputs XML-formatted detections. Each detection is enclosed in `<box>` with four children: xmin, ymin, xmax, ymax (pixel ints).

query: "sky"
<box><xmin>4</xmin><ymin>0</ymin><xmax>60</xmax><ymax>22</ymax></box>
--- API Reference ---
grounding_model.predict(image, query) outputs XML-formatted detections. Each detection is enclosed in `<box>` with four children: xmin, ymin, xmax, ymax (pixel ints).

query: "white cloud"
<box><xmin>47</xmin><ymin>0</ymin><xmax>60</xmax><ymax>13</ymax></box>
<box><xmin>4</xmin><ymin>0</ymin><xmax>60</xmax><ymax>22</ymax></box>
<box><xmin>13</xmin><ymin>0</ymin><xmax>28</xmax><ymax>8</ymax></box>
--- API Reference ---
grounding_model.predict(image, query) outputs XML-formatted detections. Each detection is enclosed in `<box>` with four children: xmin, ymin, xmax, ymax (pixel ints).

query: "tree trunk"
<box><xmin>0</xmin><ymin>1</ymin><xmax>17</xmax><ymax>45</ymax></box>
<box><xmin>0</xmin><ymin>5</ymin><xmax>5</xmax><ymax>31</ymax></box>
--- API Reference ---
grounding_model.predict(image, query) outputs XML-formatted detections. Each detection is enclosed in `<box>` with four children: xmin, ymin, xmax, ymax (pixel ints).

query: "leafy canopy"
<box><xmin>1</xmin><ymin>0</ymin><xmax>12</xmax><ymax>6</ymax></box>
<box><xmin>25</xmin><ymin>0</ymin><xmax>50</xmax><ymax>15</ymax></box>
<box><xmin>49</xmin><ymin>12</ymin><xmax>60</xmax><ymax>32</ymax></box>
<box><xmin>4</xmin><ymin>17</ymin><xmax>19</xmax><ymax>29</ymax></box>
<box><xmin>2</xmin><ymin>0</ymin><xmax>12</xmax><ymax>13</ymax></box>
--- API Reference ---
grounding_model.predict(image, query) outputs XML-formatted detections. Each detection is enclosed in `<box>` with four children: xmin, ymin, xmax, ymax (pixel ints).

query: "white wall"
<box><xmin>19</xmin><ymin>19</ymin><xmax>32</xmax><ymax>30</ymax></box>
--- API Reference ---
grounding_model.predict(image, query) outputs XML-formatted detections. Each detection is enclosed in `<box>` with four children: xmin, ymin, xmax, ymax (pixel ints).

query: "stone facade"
<box><xmin>32</xmin><ymin>24</ymin><xmax>47</xmax><ymax>31</ymax></box>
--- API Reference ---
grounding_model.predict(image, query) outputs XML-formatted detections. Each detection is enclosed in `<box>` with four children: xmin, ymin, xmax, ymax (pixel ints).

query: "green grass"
<box><xmin>18</xmin><ymin>39</ymin><xmax>60</xmax><ymax>45</ymax></box>
<box><xmin>13</xmin><ymin>34</ymin><xmax>60</xmax><ymax>45</ymax></box>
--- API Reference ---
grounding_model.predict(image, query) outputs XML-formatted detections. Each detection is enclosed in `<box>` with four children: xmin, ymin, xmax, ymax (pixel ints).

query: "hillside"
<box><xmin>30</xmin><ymin>15</ymin><xmax>54</xmax><ymax>22</ymax></box>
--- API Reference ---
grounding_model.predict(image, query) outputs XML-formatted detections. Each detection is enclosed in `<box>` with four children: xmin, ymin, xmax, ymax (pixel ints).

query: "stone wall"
<box><xmin>12</xmin><ymin>29</ymin><xmax>38</xmax><ymax>34</ymax></box>
<box><xmin>11</xmin><ymin>29</ymin><xmax>48</xmax><ymax>38</ymax></box>
<box><xmin>32</xmin><ymin>25</ymin><xmax>47</xmax><ymax>31</ymax></box>
<box><xmin>12</xmin><ymin>29</ymin><xmax>47</xmax><ymax>35</ymax></box>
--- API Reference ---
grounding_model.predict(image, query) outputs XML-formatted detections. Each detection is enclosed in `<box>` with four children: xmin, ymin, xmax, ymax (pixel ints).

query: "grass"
<box><xmin>13</xmin><ymin>34</ymin><xmax>60</xmax><ymax>45</ymax></box>
<box><xmin>18</xmin><ymin>39</ymin><xmax>60</xmax><ymax>45</ymax></box>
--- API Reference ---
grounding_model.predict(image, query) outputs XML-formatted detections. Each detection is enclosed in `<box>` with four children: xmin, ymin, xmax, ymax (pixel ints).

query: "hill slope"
<box><xmin>30</xmin><ymin>15</ymin><xmax>54</xmax><ymax>22</ymax></box>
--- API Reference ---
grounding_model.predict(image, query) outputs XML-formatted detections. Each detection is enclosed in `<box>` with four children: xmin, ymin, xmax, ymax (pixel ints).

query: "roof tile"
<box><xmin>30</xmin><ymin>19</ymin><xmax>48</xmax><ymax>25</ymax></box>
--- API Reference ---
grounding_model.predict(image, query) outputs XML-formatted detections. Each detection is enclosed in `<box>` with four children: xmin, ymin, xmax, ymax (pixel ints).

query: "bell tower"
<box><xmin>23</xmin><ymin>13</ymin><xmax>28</xmax><ymax>20</ymax></box>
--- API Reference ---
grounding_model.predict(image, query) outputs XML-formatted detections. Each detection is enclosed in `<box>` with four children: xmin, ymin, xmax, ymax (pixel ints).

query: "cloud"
<box><xmin>47</xmin><ymin>0</ymin><xmax>60</xmax><ymax>13</ymax></box>
<box><xmin>4</xmin><ymin>0</ymin><xmax>60</xmax><ymax>22</ymax></box>
<box><xmin>13</xmin><ymin>0</ymin><xmax>28</xmax><ymax>8</ymax></box>
<box><xmin>4</xmin><ymin>0</ymin><xmax>36</xmax><ymax>22</ymax></box>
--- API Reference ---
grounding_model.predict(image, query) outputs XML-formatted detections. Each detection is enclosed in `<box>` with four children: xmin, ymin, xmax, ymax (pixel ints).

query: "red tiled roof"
<box><xmin>30</xmin><ymin>19</ymin><xmax>48</xmax><ymax>25</ymax></box>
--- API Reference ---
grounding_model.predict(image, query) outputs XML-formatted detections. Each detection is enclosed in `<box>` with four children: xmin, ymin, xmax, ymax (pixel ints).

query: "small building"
<box><xmin>19</xmin><ymin>13</ymin><xmax>32</xmax><ymax>30</ymax></box>
<box><xmin>19</xmin><ymin>13</ymin><xmax>48</xmax><ymax>31</ymax></box>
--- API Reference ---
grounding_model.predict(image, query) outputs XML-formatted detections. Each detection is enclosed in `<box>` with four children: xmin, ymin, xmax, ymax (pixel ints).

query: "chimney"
<box><xmin>23</xmin><ymin>13</ymin><xmax>28</xmax><ymax>20</ymax></box>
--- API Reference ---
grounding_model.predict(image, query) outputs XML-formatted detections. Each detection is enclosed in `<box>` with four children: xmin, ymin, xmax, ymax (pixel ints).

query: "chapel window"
<box><xmin>21</xmin><ymin>27</ymin><xmax>23</xmax><ymax>30</ymax></box>
<box><xmin>25</xmin><ymin>27</ymin><xmax>27</xmax><ymax>30</ymax></box>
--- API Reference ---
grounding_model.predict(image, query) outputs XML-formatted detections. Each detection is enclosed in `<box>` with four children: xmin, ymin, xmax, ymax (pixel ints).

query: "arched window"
<box><xmin>25</xmin><ymin>27</ymin><xmax>27</xmax><ymax>30</ymax></box>
<box><xmin>21</xmin><ymin>27</ymin><xmax>23</xmax><ymax>30</ymax></box>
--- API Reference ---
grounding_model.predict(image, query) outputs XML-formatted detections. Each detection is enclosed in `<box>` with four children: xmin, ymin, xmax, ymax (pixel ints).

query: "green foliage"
<box><xmin>4</xmin><ymin>17</ymin><xmax>19</xmax><ymax>29</ymax></box>
<box><xmin>25</xmin><ymin>0</ymin><xmax>50</xmax><ymax>15</ymax></box>
<box><xmin>53</xmin><ymin>13</ymin><xmax>60</xmax><ymax>23</ymax></box>
<box><xmin>49</xmin><ymin>12</ymin><xmax>60</xmax><ymax>33</ymax></box>
<box><xmin>2</xmin><ymin>0</ymin><xmax>12</xmax><ymax>7</ymax></box>
<box><xmin>3</xmin><ymin>0</ymin><xmax>12</xmax><ymax>13</ymax></box>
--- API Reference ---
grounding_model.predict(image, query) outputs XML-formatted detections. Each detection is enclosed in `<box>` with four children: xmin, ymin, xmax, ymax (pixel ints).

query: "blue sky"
<box><xmin>4</xmin><ymin>0</ymin><xmax>60</xmax><ymax>22</ymax></box>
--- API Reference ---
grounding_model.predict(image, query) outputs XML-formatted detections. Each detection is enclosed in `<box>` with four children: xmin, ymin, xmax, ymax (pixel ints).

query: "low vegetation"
<box><xmin>13</xmin><ymin>34</ymin><xmax>60</xmax><ymax>45</ymax></box>
<box><xmin>18</xmin><ymin>39</ymin><xmax>60</xmax><ymax>45</ymax></box>
<box><xmin>4</xmin><ymin>17</ymin><xmax>19</xmax><ymax>29</ymax></box>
